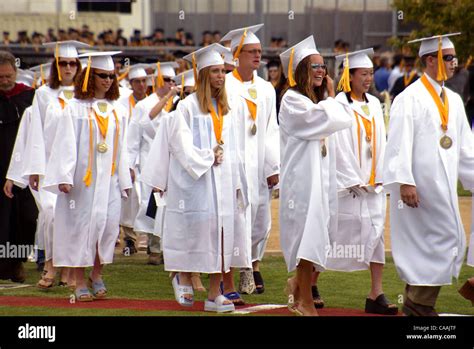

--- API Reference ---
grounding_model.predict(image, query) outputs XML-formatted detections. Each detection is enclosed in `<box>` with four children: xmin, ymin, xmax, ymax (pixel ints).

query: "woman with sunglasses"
<box><xmin>43</xmin><ymin>51</ymin><xmax>132</xmax><ymax>301</ymax></box>
<box><xmin>127</xmin><ymin>61</ymin><xmax>179</xmax><ymax>266</ymax></box>
<box><xmin>20</xmin><ymin>41</ymin><xmax>89</xmax><ymax>291</ymax></box>
<box><xmin>278</xmin><ymin>36</ymin><xmax>352</xmax><ymax>316</ymax></box>
<box><xmin>141</xmin><ymin>44</ymin><xmax>246</xmax><ymax>313</ymax></box>
<box><xmin>323</xmin><ymin>48</ymin><xmax>397</xmax><ymax>315</ymax></box>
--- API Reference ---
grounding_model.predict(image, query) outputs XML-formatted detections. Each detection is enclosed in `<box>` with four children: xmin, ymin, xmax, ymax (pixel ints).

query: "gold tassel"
<box><xmin>192</xmin><ymin>53</ymin><xmax>198</xmax><ymax>89</ymax></box>
<box><xmin>82</xmin><ymin>56</ymin><xmax>92</xmax><ymax>92</ymax></box>
<box><xmin>117</xmin><ymin>65</ymin><xmax>129</xmax><ymax>82</ymax></box>
<box><xmin>83</xmin><ymin>169</ymin><xmax>92</xmax><ymax>187</ymax></box>
<box><xmin>288</xmin><ymin>48</ymin><xmax>296</xmax><ymax>87</ymax></box>
<box><xmin>233</xmin><ymin>28</ymin><xmax>248</xmax><ymax>60</ymax></box>
<box><xmin>32</xmin><ymin>72</ymin><xmax>37</xmax><ymax>89</ymax></box>
<box><xmin>464</xmin><ymin>55</ymin><xmax>472</xmax><ymax>69</ymax></box>
<box><xmin>156</xmin><ymin>62</ymin><xmax>164</xmax><ymax>88</ymax></box>
<box><xmin>436</xmin><ymin>37</ymin><xmax>447</xmax><ymax>81</ymax></box>
<box><xmin>40</xmin><ymin>64</ymin><xmax>45</xmax><ymax>85</ymax></box>
<box><xmin>337</xmin><ymin>53</ymin><xmax>351</xmax><ymax>92</ymax></box>
<box><xmin>180</xmin><ymin>73</ymin><xmax>184</xmax><ymax>99</ymax></box>
<box><xmin>55</xmin><ymin>43</ymin><xmax>62</xmax><ymax>81</ymax></box>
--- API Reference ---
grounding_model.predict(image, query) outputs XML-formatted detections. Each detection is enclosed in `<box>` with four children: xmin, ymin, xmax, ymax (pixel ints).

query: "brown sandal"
<box><xmin>458</xmin><ymin>278</ymin><xmax>474</xmax><ymax>305</ymax></box>
<box><xmin>37</xmin><ymin>271</ymin><xmax>55</xmax><ymax>290</ymax></box>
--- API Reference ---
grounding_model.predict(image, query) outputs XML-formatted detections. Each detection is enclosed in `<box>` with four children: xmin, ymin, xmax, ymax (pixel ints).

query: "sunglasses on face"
<box><xmin>163</xmin><ymin>77</ymin><xmax>173</xmax><ymax>83</ymax></box>
<box><xmin>95</xmin><ymin>73</ymin><xmax>115</xmax><ymax>80</ymax></box>
<box><xmin>311</xmin><ymin>63</ymin><xmax>327</xmax><ymax>70</ymax></box>
<box><xmin>428</xmin><ymin>54</ymin><xmax>457</xmax><ymax>62</ymax></box>
<box><xmin>58</xmin><ymin>61</ymin><xmax>78</xmax><ymax>67</ymax></box>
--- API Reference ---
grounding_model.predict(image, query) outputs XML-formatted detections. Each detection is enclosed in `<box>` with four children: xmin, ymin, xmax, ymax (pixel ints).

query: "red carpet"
<box><xmin>0</xmin><ymin>295</ymin><xmax>400</xmax><ymax>316</ymax></box>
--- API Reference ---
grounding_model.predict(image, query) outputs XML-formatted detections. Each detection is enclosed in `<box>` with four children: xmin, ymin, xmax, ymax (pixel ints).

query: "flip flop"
<box><xmin>204</xmin><ymin>295</ymin><xmax>235</xmax><ymax>313</ymax></box>
<box><xmin>171</xmin><ymin>274</ymin><xmax>194</xmax><ymax>307</ymax></box>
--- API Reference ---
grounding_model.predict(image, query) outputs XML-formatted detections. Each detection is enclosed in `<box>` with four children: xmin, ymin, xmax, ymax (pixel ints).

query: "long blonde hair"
<box><xmin>196</xmin><ymin>66</ymin><xmax>230</xmax><ymax>115</ymax></box>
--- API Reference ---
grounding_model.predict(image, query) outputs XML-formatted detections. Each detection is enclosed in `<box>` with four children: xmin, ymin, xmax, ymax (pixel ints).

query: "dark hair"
<box><xmin>0</xmin><ymin>50</ymin><xmax>17</xmax><ymax>70</ymax></box>
<box><xmin>282</xmin><ymin>55</ymin><xmax>327</xmax><ymax>103</ymax></box>
<box><xmin>74</xmin><ymin>68</ymin><xmax>120</xmax><ymax>100</ymax></box>
<box><xmin>49</xmin><ymin>58</ymin><xmax>82</xmax><ymax>89</ymax></box>
<box><xmin>346</xmin><ymin>68</ymin><xmax>369</xmax><ymax>103</ymax></box>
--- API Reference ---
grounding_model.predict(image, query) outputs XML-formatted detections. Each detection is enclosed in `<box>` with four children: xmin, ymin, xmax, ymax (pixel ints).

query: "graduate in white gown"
<box><xmin>21</xmin><ymin>41</ymin><xmax>89</xmax><ymax>290</ymax></box>
<box><xmin>383</xmin><ymin>33</ymin><xmax>474</xmax><ymax>316</ymax></box>
<box><xmin>117</xmin><ymin>64</ymin><xmax>151</xmax><ymax>256</ymax></box>
<box><xmin>127</xmin><ymin>61</ymin><xmax>178</xmax><ymax>265</ymax></box>
<box><xmin>43</xmin><ymin>51</ymin><xmax>132</xmax><ymax>302</ymax></box>
<box><xmin>141</xmin><ymin>44</ymin><xmax>246</xmax><ymax>313</ymax></box>
<box><xmin>220</xmin><ymin>24</ymin><xmax>280</xmax><ymax>298</ymax></box>
<box><xmin>323</xmin><ymin>48</ymin><xmax>397</xmax><ymax>315</ymax></box>
<box><xmin>278</xmin><ymin>36</ymin><xmax>352</xmax><ymax>316</ymax></box>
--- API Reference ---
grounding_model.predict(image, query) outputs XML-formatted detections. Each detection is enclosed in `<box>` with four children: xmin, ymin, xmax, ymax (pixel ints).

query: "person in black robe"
<box><xmin>0</xmin><ymin>50</ymin><xmax>37</xmax><ymax>282</ymax></box>
<box><xmin>390</xmin><ymin>55</ymin><xmax>420</xmax><ymax>100</ymax></box>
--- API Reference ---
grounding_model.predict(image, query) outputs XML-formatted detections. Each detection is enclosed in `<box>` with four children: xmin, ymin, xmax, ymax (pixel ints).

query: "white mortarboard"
<box><xmin>79</xmin><ymin>51</ymin><xmax>121</xmax><ymax>71</ymax></box>
<box><xmin>43</xmin><ymin>40</ymin><xmax>90</xmax><ymax>58</ymax></box>
<box><xmin>125</xmin><ymin>63</ymin><xmax>152</xmax><ymax>81</ymax></box>
<box><xmin>152</xmin><ymin>61</ymin><xmax>179</xmax><ymax>88</ymax></box>
<box><xmin>29</xmin><ymin>62</ymin><xmax>52</xmax><ymax>86</ymax></box>
<box><xmin>335</xmin><ymin>48</ymin><xmax>374</xmax><ymax>92</ymax></box>
<box><xmin>280</xmin><ymin>35</ymin><xmax>320</xmax><ymax>86</ymax></box>
<box><xmin>16</xmin><ymin>69</ymin><xmax>35</xmax><ymax>87</ymax></box>
<box><xmin>408</xmin><ymin>33</ymin><xmax>460</xmax><ymax>57</ymax></box>
<box><xmin>408</xmin><ymin>32</ymin><xmax>460</xmax><ymax>81</ymax></box>
<box><xmin>222</xmin><ymin>49</ymin><xmax>236</xmax><ymax>67</ymax></box>
<box><xmin>335</xmin><ymin>48</ymin><xmax>374</xmax><ymax>69</ymax></box>
<box><xmin>78</xmin><ymin>51</ymin><xmax>122</xmax><ymax>92</ymax></box>
<box><xmin>183</xmin><ymin>44</ymin><xmax>230</xmax><ymax>88</ymax></box>
<box><xmin>173</xmin><ymin>69</ymin><xmax>195</xmax><ymax>87</ymax></box>
<box><xmin>220</xmin><ymin>24</ymin><xmax>263</xmax><ymax>54</ymax></box>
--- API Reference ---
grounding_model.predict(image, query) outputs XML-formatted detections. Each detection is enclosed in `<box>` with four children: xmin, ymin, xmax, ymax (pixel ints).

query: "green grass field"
<box><xmin>0</xmin><ymin>253</ymin><xmax>473</xmax><ymax>316</ymax></box>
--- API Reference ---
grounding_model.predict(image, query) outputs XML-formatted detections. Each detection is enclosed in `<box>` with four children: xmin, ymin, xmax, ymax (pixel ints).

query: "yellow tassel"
<box><xmin>82</xmin><ymin>56</ymin><xmax>92</xmax><ymax>92</ymax></box>
<box><xmin>83</xmin><ymin>169</ymin><xmax>92</xmax><ymax>187</ymax></box>
<box><xmin>436</xmin><ymin>37</ymin><xmax>447</xmax><ymax>81</ymax></box>
<box><xmin>40</xmin><ymin>64</ymin><xmax>45</xmax><ymax>85</ymax></box>
<box><xmin>55</xmin><ymin>43</ymin><xmax>62</xmax><ymax>82</ymax></box>
<box><xmin>117</xmin><ymin>66</ymin><xmax>129</xmax><ymax>82</ymax></box>
<box><xmin>180</xmin><ymin>73</ymin><xmax>184</xmax><ymax>99</ymax></box>
<box><xmin>192</xmin><ymin>53</ymin><xmax>198</xmax><ymax>89</ymax></box>
<box><xmin>32</xmin><ymin>72</ymin><xmax>37</xmax><ymax>89</ymax></box>
<box><xmin>337</xmin><ymin>53</ymin><xmax>351</xmax><ymax>92</ymax></box>
<box><xmin>464</xmin><ymin>55</ymin><xmax>472</xmax><ymax>69</ymax></box>
<box><xmin>233</xmin><ymin>28</ymin><xmax>248</xmax><ymax>60</ymax></box>
<box><xmin>288</xmin><ymin>48</ymin><xmax>296</xmax><ymax>87</ymax></box>
<box><xmin>111</xmin><ymin>163</ymin><xmax>116</xmax><ymax>176</ymax></box>
<box><xmin>156</xmin><ymin>62</ymin><xmax>164</xmax><ymax>88</ymax></box>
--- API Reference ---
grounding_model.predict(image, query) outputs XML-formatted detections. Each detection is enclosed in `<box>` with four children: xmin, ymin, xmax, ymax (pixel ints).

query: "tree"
<box><xmin>392</xmin><ymin>0</ymin><xmax>473</xmax><ymax>63</ymax></box>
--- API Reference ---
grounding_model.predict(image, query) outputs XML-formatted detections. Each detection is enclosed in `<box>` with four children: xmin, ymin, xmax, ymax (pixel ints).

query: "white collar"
<box><xmin>423</xmin><ymin>72</ymin><xmax>444</xmax><ymax>96</ymax></box>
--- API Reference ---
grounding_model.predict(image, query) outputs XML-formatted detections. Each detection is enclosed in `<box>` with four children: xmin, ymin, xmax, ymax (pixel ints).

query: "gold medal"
<box><xmin>440</xmin><ymin>135</ymin><xmax>452</xmax><ymax>149</ymax></box>
<box><xmin>321</xmin><ymin>144</ymin><xmax>327</xmax><ymax>157</ymax></box>
<box><xmin>63</xmin><ymin>90</ymin><xmax>73</xmax><ymax>100</ymax></box>
<box><xmin>98</xmin><ymin>102</ymin><xmax>108</xmax><ymax>114</ymax></box>
<box><xmin>361</xmin><ymin>105</ymin><xmax>370</xmax><ymax>116</ymax></box>
<box><xmin>251</xmin><ymin>123</ymin><xmax>257</xmax><ymax>135</ymax></box>
<box><xmin>97</xmin><ymin>142</ymin><xmax>108</xmax><ymax>153</ymax></box>
<box><xmin>248</xmin><ymin>88</ymin><xmax>257</xmax><ymax>100</ymax></box>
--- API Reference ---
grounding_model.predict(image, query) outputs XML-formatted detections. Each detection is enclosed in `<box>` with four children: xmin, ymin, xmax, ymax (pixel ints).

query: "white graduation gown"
<box><xmin>383</xmin><ymin>73</ymin><xmax>474</xmax><ymax>285</ymax></box>
<box><xmin>43</xmin><ymin>99</ymin><xmax>132</xmax><ymax>267</ymax></box>
<box><xmin>326</xmin><ymin>92</ymin><xmax>387</xmax><ymax>271</ymax></box>
<box><xmin>140</xmin><ymin>93</ymin><xmax>247</xmax><ymax>273</ymax></box>
<box><xmin>117</xmin><ymin>94</ymin><xmax>141</xmax><ymax>228</ymax></box>
<box><xmin>127</xmin><ymin>93</ymin><xmax>167</xmax><ymax>234</ymax></box>
<box><xmin>21</xmin><ymin>85</ymin><xmax>74</xmax><ymax>260</ymax></box>
<box><xmin>226</xmin><ymin>72</ymin><xmax>280</xmax><ymax>263</ymax></box>
<box><xmin>5</xmin><ymin>106</ymin><xmax>43</xmax><ymax>244</ymax></box>
<box><xmin>279</xmin><ymin>89</ymin><xmax>352</xmax><ymax>272</ymax></box>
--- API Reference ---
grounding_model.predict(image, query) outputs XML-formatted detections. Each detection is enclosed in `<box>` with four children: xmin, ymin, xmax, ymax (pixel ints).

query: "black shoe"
<box><xmin>10</xmin><ymin>262</ymin><xmax>26</xmax><ymax>283</ymax></box>
<box><xmin>311</xmin><ymin>286</ymin><xmax>325</xmax><ymax>309</ymax></box>
<box><xmin>253</xmin><ymin>271</ymin><xmax>265</xmax><ymax>294</ymax></box>
<box><xmin>365</xmin><ymin>294</ymin><xmax>398</xmax><ymax>315</ymax></box>
<box><xmin>122</xmin><ymin>239</ymin><xmax>137</xmax><ymax>255</ymax></box>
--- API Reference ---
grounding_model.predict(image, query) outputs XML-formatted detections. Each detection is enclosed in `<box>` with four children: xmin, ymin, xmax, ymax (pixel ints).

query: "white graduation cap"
<box><xmin>16</xmin><ymin>69</ymin><xmax>35</xmax><ymax>87</ymax></box>
<box><xmin>29</xmin><ymin>62</ymin><xmax>52</xmax><ymax>87</ymax></box>
<box><xmin>222</xmin><ymin>49</ymin><xmax>236</xmax><ymax>67</ymax></box>
<box><xmin>335</xmin><ymin>48</ymin><xmax>374</xmax><ymax>93</ymax></box>
<box><xmin>220</xmin><ymin>24</ymin><xmax>263</xmax><ymax>59</ymax></box>
<box><xmin>43</xmin><ymin>40</ymin><xmax>90</xmax><ymax>58</ymax></box>
<box><xmin>183</xmin><ymin>44</ymin><xmax>230</xmax><ymax>88</ymax></box>
<box><xmin>280</xmin><ymin>35</ymin><xmax>320</xmax><ymax>86</ymax></box>
<box><xmin>125</xmin><ymin>63</ymin><xmax>152</xmax><ymax>81</ymax></box>
<box><xmin>408</xmin><ymin>32</ymin><xmax>460</xmax><ymax>81</ymax></box>
<box><xmin>153</xmin><ymin>61</ymin><xmax>179</xmax><ymax>88</ymax></box>
<box><xmin>78</xmin><ymin>51</ymin><xmax>122</xmax><ymax>92</ymax></box>
<box><xmin>173</xmin><ymin>69</ymin><xmax>195</xmax><ymax>87</ymax></box>
<box><xmin>408</xmin><ymin>33</ymin><xmax>460</xmax><ymax>57</ymax></box>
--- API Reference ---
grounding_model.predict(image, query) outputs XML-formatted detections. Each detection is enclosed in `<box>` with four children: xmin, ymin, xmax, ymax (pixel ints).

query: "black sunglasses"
<box><xmin>311</xmin><ymin>63</ymin><xmax>327</xmax><ymax>70</ymax></box>
<box><xmin>427</xmin><ymin>54</ymin><xmax>457</xmax><ymax>62</ymax></box>
<box><xmin>163</xmin><ymin>77</ymin><xmax>173</xmax><ymax>82</ymax></box>
<box><xmin>58</xmin><ymin>61</ymin><xmax>78</xmax><ymax>67</ymax></box>
<box><xmin>95</xmin><ymin>73</ymin><xmax>116</xmax><ymax>80</ymax></box>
